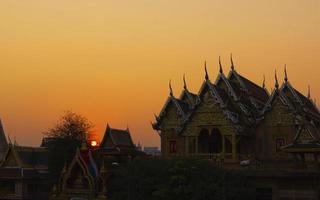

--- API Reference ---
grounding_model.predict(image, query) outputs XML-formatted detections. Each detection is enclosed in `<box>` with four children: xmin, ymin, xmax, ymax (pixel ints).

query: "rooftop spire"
<box><xmin>230</xmin><ymin>54</ymin><xmax>234</xmax><ymax>70</ymax></box>
<box><xmin>183</xmin><ymin>74</ymin><xmax>188</xmax><ymax>90</ymax></box>
<box><xmin>204</xmin><ymin>61</ymin><xmax>209</xmax><ymax>80</ymax></box>
<box><xmin>0</xmin><ymin>119</ymin><xmax>8</xmax><ymax>147</ymax></box>
<box><xmin>284</xmin><ymin>64</ymin><xmax>288</xmax><ymax>82</ymax></box>
<box><xmin>262</xmin><ymin>74</ymin><xmax>266</xmax><ymax>89</ymax></box>
<box><xmin>169</xmin><ymin>80</ymin><xmax>173</xmax><ymax>96</ymax></box>
<box><xmin>308</xmin><ymin>85</ymin><xmax>311</xmax><ymax>99</ymax></box>
<box><xmin>275</xmin><ymin>69</ymin><xmax>279</xmax><ymax>89</ymax></box>
<box><xmin>154</xmin><ymin>114</ymin><xmax>159</xmax><ymax>122</ymax></box>
<box><xmin>219</xmin><ymin>56</ymin><xmax>223</xmax><ymax>73</ymax></box>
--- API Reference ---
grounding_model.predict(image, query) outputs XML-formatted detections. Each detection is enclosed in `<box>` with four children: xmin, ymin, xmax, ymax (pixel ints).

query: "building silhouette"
<box><xmin>152</xmin><ymin>57</ymin><xmax>320</xmax><ymax>199</ymax></box>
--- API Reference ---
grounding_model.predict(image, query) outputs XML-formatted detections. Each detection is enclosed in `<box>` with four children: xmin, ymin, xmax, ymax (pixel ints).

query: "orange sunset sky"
<box><xmin>0</xmin><ymin>0</ymin><xmax>319</xmax><ymax>147</ymax></box>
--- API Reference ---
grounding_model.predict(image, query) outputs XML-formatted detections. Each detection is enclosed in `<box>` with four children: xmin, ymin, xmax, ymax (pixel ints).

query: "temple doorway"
<box><xmin>198</xmin><ymin>128</ymin><xmax>222</xmax><ymax>153</ymax></box>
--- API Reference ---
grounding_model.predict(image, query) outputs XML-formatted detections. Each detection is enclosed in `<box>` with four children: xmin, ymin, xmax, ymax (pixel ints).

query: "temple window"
<box><xmin>275</xmin><ymin>138</ymin><xmax>285</xmax><ymax>152</ymax></box>
<box><xmin>169</xmin><ymin>141</ymin><xmax>177</xmax><ymax>154</ymax></box>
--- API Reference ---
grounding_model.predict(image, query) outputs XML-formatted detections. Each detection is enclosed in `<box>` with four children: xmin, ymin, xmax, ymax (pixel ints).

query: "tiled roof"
<box><xmin>153</xmin><ymin>67</ymin><xmax>319</xmax><ymax>137</ymax></box>
<box><xmin>14</xmin><ymin>146</ymin><xmax>49</xmax><ymax>169</ymax></box>
<box><xmin>101</xmin><ymin>125</ymin><xmax>135</xmax><ymax>149</ymax></box>
<box><xmin>237</xmin><ymin>74</ymin><xmax>269</xmax><ymax>103</ymax></box>
<box><xmin>293</xmin><ymin>88</ymin><xmax>319</xmax><ymax>115</ymax></box>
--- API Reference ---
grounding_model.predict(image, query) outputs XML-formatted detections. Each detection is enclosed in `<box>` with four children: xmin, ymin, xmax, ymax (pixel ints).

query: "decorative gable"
<box><xmin>1</xmin><ymin>147</ymin><xmax>21</xmax><ymax>168</ymax></box>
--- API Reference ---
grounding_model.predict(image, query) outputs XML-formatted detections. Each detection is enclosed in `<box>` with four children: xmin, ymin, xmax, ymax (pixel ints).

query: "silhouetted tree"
<box><xmin>42</xmin><ymin>111</ymin><xmax>94</xmax><ymax>175</ymax></box>
<box><xmin>43</xmin><ymin>110</ymin><xmax>93</xmax><ymax>140</ymax></box>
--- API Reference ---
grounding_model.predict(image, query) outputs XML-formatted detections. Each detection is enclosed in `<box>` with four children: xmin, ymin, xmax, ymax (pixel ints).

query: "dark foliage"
<box><xmin>108</xmin><ymin>158</ymin><xmax>254</xmax><ymax>200</ymax></box>
<box><xmin>43</xmin><ymin>110</ymin><xmax>93</xmax><ymax>140</ymax></box>
<box><xmin>41</xmin><ymin>111</ymin><xmax>93</xmax><ymax>175</ymax></box>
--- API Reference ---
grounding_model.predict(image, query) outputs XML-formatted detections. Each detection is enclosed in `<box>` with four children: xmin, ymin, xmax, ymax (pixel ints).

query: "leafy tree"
<box><xmin>43</xmin><ymin>110</ymin><xmax>93</xmax><ymax>140</ymax></box>
<box><xmin>42</xmin><ymin>111</ymin><xmax>94</xmax><ymax>175</ymax></box>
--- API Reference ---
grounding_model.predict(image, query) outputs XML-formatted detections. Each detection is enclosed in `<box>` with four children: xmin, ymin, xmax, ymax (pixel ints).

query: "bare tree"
<box><xmin>43</xmin><ymin>111</ymin><xmax>94</xmax><ymax>140</ymax></box>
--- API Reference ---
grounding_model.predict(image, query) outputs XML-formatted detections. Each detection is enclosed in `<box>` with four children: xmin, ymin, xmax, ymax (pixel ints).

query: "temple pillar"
<box><xmin>222</xmin><ymin>135</ymin><xmax>225</xmax><ymax>159</ymax></box>
<box><xmin>232</xmin><ymin>134</ymin><xmax>236</xmax><ymax>160</ymax></box>
<box><xmin>195</xmin><ymin>137</ymin><xmax>198</xmax><ymax>154</ymax></box>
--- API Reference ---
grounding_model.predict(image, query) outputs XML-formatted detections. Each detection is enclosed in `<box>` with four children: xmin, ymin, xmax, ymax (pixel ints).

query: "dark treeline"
<box><xmin>108</xmin><ymin>158</ymin><xmax>255</xmax><ymax>200</ymax></box>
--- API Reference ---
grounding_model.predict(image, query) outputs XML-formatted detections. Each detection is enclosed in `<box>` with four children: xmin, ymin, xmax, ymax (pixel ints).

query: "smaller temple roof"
<box><xmin>282</xmin><ymin>124</ymin><xmax>320</xmax><ymax>153</ymax></box>
<box><xmin>100</xmin><ymin>124</ymin><xmax>135</xmax><ymax>149</ymax></box>
<box><xmin>1</xmin><ymin>144</ymin><xmax>49</xmax><ymax>169</ymax></box>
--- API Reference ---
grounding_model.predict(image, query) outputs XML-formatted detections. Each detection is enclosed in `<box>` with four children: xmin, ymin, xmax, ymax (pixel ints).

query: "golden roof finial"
<box><xmin>204</xmin><ymin>61</ymin><xmax>209</xmax><ymax>80</ymax></box>
<box><xmin>230</xmin><ymin>54</ymin><xmax>234</xmax><ymax>70</ymax></box>
<box><xmin>219</xmin><ymin>56</ymin><xmax>223</xmax><ymax>73</ymax></box>
<box><xmin>169</xmin><ymin>80</ymin><xmax>173</xmax><ymax>96</ymax></box>
<box><xmin>183</xmin><ymin>74</ymin><xmax>187</xmax><ymax>90</ymax></box>
<box><xmin>284</xmin><ymin>64</ymin><xmax>288</xmax><ymax>82</ymax></box>
<box><xmin>275</xmin><ymin>69</ymin><xmax>279</xmax><ymax>89</ymax></box>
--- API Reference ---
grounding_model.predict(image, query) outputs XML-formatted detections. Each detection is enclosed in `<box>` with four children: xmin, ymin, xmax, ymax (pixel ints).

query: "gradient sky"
<box><xmin>0</xmin><ymin>0</ymin><xmax>319</xmax><ymax>147</ymax></box>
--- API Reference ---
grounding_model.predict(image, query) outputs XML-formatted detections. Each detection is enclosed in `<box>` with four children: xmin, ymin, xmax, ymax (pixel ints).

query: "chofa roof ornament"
<box><xmin>230</xmin><ymin>54</ymin><xmax>235</xmax><ymax>71</ymax></box>
<box><xmin>219</xmin><ymin>56</ymin><xmax>223</xmax><ymax>74</ymax></box>
<box><xmin>275</xmin><ymin>69</ymin><xmax>279</xmax><ymax>89</ymax></box>
<box><xmin>204</xmin><ymin>61</ymin><xmax>209</xmax><ymax>80</ymax></box>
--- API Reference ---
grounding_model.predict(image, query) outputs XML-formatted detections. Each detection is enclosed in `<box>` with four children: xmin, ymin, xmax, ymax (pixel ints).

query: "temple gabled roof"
<box><xmin>179</xmin><ymin>74</ymin><xmax>200</xmax><ymax>109</ymax></box>
<box><xmin>152</xmin><ymin>59</ymin><xmax>319</xmax><ymax>139</ymax></box>
<box><xmin>0</xmin><ymin>120</ymin><xmax>8</xmax><ymax>146</ymax></box>
<box><xmin>261</xmin><ymin>87</ymin><xmax>294</xmax><ymax>115</ymax></box>
<box><xmin>282</xmin><ymin>124</ymin><xmax>320</xmax><ymax>153</ymax></box>
<box><xmin>100</xmin><ymin>124</ymin><xmax>135</xmax><ymax>149</ymax></box>
<box><xmin>0</xmin><ymin>120</ymin><xmax>8</xmax><ymax>161</ymax></box>
<box><xmin>177</xmin><ymin>79</ymin><xmax>252</xmax><ymax>135</ymax></box>
<box><xmin>228</xmin><ymin>71</ymin><xmax>269</xmax><ymax>104</ymax></box>
<box><xmin>152</xmin><ymin>94</ymin><xmax>191</xmax><ymax>130</ymax></box>
<box><xmin>1</xmin><ymin>144</ymin><xmax>48</xmax><ymax>169</ymax></box>
<box><xmin>281</xmin><ymin>82</ymin><xmax>320</xmax><ymax>117</ymax></box>
<box><xmin>179</xmin><ymin>89</ymin><xmax>199</xmax><ymax>109</ymax></box>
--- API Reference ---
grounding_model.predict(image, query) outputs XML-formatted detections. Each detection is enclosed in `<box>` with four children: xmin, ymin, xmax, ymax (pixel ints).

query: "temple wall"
<box><xmin>256</xmin><ymin>98</ymin><xmax>297</xmax><ymax>161</ymax></box>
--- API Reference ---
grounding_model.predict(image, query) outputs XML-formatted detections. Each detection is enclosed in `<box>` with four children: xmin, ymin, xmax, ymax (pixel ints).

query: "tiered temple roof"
<box><xmin>0</xmin><ymin>144</ymin><xmax>50</xmax><ymax>179</ymax></box>
<box><xmin>153</xmin><ymin>57</ymin><xmax>320</xmax><ymax>138</ymax></box>
<box><xmin>100</xmin><ymin>124</ymin><xmax>140</xmax><ymax>155</ymax></box>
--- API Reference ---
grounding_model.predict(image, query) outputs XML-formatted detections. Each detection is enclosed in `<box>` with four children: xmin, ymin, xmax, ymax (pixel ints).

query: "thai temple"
<box><xmin>0</xmin><ymin>120</ymin><xmax>52</xmax><ymax>200</ymax></box>
<box><xmin>152</xmin><ymin>56</ymin><xmax>320</xmax><ymax>199</ymax></box>
<box><xmin>0</xmin><ymin>122</ymin><xmax>139</xmax><ymax>200</ymax></box>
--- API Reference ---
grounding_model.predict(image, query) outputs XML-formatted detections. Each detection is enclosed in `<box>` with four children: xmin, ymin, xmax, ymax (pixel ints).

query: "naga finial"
<box><xmin>308</xmin><ymin>85</ymin><xmax>311</xmax><ymax>99</ymax></box>
<box><xmin>262</xmin><ymin>74</ymin><xmax>266</xmax><ymax>89</ymax></box>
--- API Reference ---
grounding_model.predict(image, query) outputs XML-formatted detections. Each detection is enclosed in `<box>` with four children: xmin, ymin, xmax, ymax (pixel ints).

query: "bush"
<box><xmin>107</xmin><ymin>158</ymin><xmax>254</xmax><ymax>200</ymax></box>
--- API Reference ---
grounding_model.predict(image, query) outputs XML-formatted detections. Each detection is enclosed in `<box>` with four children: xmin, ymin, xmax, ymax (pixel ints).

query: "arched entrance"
<box><xmin>211</xmin><ymin>128</ymin><xmax>222</xmax><ymax>153</ymax></box>
<box><xmin>198</xmin><ymin>129</ymin><xmax>210</xmax><ymax>153</ymax></box>
<box><xmin>198</xmin><ymin>128</ymin><xmax>223</xmax><ymax>154</ymax></box>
